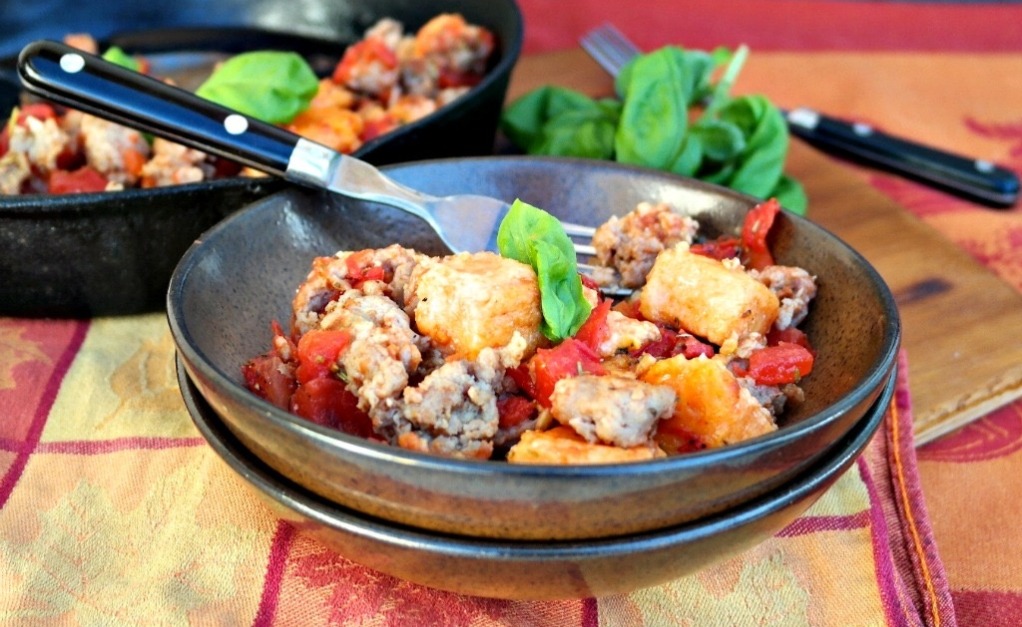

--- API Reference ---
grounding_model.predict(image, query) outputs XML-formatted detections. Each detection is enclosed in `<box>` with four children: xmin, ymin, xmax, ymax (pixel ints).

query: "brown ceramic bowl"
<box><xmin>0</xmin><ymin>0</ymin><xmax>523</xmax><ymax>317</ymax></box>
<box><xmin>179</xmin><ymin>353</ymin><xmax>895</xmax><ymax>600</ymax></box>
<box><xmin>168</xmin><ymin>156</ymin><xmax>901</xmax><ymax>541</ymax></box>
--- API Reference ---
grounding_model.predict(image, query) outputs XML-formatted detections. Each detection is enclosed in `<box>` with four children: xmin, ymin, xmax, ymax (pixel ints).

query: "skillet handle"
<box><xmin>17</xmin><ymin>39</ymin><xmax>300</xmax><ymax>177</ymax></box>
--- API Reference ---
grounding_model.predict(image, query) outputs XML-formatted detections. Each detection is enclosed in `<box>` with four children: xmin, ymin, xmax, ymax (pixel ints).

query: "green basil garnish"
<box><xmin>500</xmin><ymin>44</ymin><xmax>808</xmax><ymax>215</ymax></box>
<box><xmin>497</xmin><ymin>199</ymin><xmax>592</xmax><ymax>342</ymax></box>
<box><xmin>196</xmin><ymin>51</ymin><xmax>318</xmax><ymax>124</ymax></box>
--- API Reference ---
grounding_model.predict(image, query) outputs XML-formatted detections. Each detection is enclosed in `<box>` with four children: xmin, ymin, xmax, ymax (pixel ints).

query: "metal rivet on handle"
<box><xmin>852</xmin><ymin>123</ymin><xmax>874</xmax><ymax>136</ymax></box>
<box><xmin>976</xmin><ymin>160</ymin><xmax>994</xmax><ymax>173</ymax></box>
<box><xmin>59</xmin><ymin>53</ymin><xmax>85</xmax><ymax>73</ymax></box>
<box><xmin>224</xmin><ymin>114</ymin><xmax>248</xmax><ymax>135</ymax></box>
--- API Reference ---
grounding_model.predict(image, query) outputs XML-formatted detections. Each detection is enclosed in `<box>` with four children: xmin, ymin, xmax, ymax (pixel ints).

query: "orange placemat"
<box><xmin>0</xmin><ymin>313</ymin><xmax>950</xmax><ymax>625</ymax></box>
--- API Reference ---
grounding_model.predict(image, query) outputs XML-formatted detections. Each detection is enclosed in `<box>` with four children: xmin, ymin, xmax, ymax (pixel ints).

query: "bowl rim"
<box><xmin>166</xmin><ymin>154</ymin><xmax>902</xmax><ymax>478</ymax></box>
<box><xmin>179</xmin><ymin>352</ymin><xmax>896</xmax><ymax>551</ymax></box>
<box><xmin>0</xmin><ymin>1</ymin><xmax>524</xmax><ymax>211</ymax></box>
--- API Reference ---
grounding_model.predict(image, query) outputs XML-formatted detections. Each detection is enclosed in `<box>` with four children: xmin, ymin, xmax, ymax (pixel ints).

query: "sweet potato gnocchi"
<box><xmin>243</xmin><ymin>197</ymin><xmax>818</xmax><ymax>463</ymax></box>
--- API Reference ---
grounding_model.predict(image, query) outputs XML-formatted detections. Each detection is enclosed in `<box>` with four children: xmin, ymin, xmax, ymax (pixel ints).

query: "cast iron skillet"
<box><xmin>0</xmin><ymin>0</ymin><xmax>523</xmax><ymax>318</ymax></box>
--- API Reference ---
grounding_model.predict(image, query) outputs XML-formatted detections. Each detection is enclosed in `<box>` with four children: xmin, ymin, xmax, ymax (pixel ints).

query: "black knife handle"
<box><xmin>785</xmin><ymin>107</ymin><xmax>1019</xmax><ymax>208</ymax></box>
<box><xmin>17</xmin><ymin>39</ymin><xmax>299</xmax><ymax>177</ymax></box>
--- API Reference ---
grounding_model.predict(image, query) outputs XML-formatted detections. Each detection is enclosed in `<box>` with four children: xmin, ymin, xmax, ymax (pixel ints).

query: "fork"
<box><xmin>580</xmin><ymin>23</ymin><xmax>637</xmax><ymax>78</ymax></box>
<box><xmin>16</xmin><ymin>40</ymin><xmax>601</xmax><ymax>258</ymax></box>
<box><xmin>579</xmin><ymin>23</ymin><xmax>1020</xmax><ymax>208</ymax></box>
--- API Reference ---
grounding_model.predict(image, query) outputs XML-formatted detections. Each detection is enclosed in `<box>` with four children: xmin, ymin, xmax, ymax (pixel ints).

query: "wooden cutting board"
<box><xmin>507</xmin><ymin>50</ymin><xmax>1022</xmax><ymax>445</ymax></box>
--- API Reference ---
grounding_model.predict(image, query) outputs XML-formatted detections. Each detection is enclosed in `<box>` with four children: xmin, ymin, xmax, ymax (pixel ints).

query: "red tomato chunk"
<box><xmin>747</xmin><ymin>342</ymin><xmax>815</xmax><ymax>386</ymax></box>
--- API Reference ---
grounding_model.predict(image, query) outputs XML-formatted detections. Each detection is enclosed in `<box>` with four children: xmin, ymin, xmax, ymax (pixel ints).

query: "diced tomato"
<box><xmin>497</xmin><ymin>395</ymin><xmax>536</xmax><ymax>430</ymax></box>
<box><xmin>54</xmin><ymin>146</ymin><xmax>84</xmax><ymax>172</ymax></box>
<box><xmin>635</xmin><ymin>326</ymin><xmax>677</xmax><ymax>359</ymax></box>
<box><xmin>2</xmin><ymin>104</ymin><xmax>60</xmax><ymax>158</ymax></box>
<box><xmin>242</xmin><ymin>353</ymin><xmax>297</xmax><ymax>410</ymax></box>
<box><xmin>634</xmin><ymin>325</ymin><xmax>715</xmax><ymax>360</ymax></box>
<box><xmin>290</xmin><ymin>377</ymin><xmax>373</xmax><ymax>437</ymax></box>
<box><xmin>767</xmin><ymin>326</ymin><xmax>813</xmax><ymax>352</ymax></box>
<box><xmin>741</xmin><ymin>198</ymin><xmax>781</xmax><ymax>270</ymax></box>
<box><xmin>294</xmin><ymin>329</ymin><xmax>352</xmax><ymax>384</ymax></box>
<box><xmin>344</xmin><ymin>250</ymin><xmax>387</xmax><ymax>287</ymax></box>
<box><xmin>122</xmin><ymin>147</ymin><xmax>147</xmax><ymax>177</ymax></box>
<box><xmin>360</xmin><ymin>115</ymin><xmax>398</xmax><ymax>142</ymax></box>
<box><xmin>573</xmin><ymin>298</ymin><xmax>612</xmax><ymax>353</ymax></box>
<box><xmin>17</xmin><ymin>103</ymin><xmax>57</xmax><ymax>124</ymax></box>
<box><xmin>47</xmin><ymin>167</ymin><xmax>109</xmax><ymax>194</ymax></box>
<box><xmin>210</xmin><ymin>156</ymin><xmax>243</xmax><ymax>179</ymax></box>
<box><xmin>507</xmin><ymin>363</ymin><xmax>536</xmax><ymax>399</ymax></box>
<box><xmin>611</xmin><ymin>297</ymin><xmax>643</xmax><ymax>320</ymax></box>
<box><xmin>579</xmin><ymin>273</ymin><xmax>600</xmax><ymax>292</ymax></box>
<box><xmin>530</xmin><ymin>338</ymin><xmax>605</xmax><ymax>407</ymax></box>
<box><xmin>690</xmin><ymin>236</ymin><xmax>741</xmax><ymax>261</ymax></box>
<box><xmin>437</xmin><ymin>68</ymin><xmax>483</xmax><ymax>89</ymax></box>
<box><xmin>332</xmin><ymin>38</ymin><xmax>398</xmax><ymax>85</ymax></box>
<box><xmin>746</xmin><ymin>342</ymin><xmax>815</xmax><ymax>386</ymax></box>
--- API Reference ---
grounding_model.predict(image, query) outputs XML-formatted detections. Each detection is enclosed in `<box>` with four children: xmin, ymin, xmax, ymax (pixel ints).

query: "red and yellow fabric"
<box><xmin>5</xmin><ymin>1</ymin><xmax>1022</xmax><ymax>623</ymax></box>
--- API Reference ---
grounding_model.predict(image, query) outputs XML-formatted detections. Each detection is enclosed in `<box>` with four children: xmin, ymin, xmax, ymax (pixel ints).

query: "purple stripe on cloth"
<box><xmin>581</xmin><ymin>597</ymin><xmax>598</xmax><ymax>627</ymax></box>
<box><xmin>858</xmin><ymin>356</ymin><xmax>958</xmax><ymax>627</ymax></box>
<box><xmin>859</xmin><ymin>455</ymin><xmax>918</xmax><ymax>627</ymax></box>
<box><xmin>0</xmin><ymin>319</ymin><xmax>88</xmax><ymax>510</ymax></box>
<box><xmin>36</xmin><ymin>437</ymin><xmax>207</xmax><ymax>455</ymax></box>
<box><xmin>887</xmin><ymin>369</ymin><xmax>957</xmax><ymax>626</ymax></box>
<box><xmin>252</xmin><ymin>520</ymin><xmax>296</xmax><ymax>627</ymax></box>
<box><xmin>0</xmin><ymin>437</ymin><xmax>22</xmax><ymax>453</ymax></box>
<box><xmin>775</xmin><ymin>510</ymin><xmax>870</xmax><ymax>537</ymax></box>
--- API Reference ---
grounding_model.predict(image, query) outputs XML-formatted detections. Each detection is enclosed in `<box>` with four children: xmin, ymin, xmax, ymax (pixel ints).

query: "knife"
<box><xmin>782</xmin><ymin>106</ymin><xmax>1019</xmax><ymax>208</ymax></box>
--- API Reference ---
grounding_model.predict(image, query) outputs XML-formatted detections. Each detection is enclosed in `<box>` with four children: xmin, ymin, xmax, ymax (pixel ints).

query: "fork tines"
<box><xmin>579</xmin><ymin>23</ymin><xmax>642</xmax><ymax>76</ymax></box>
<box><xmin>563</xmin><ymin>221</ymin><xmax>596</xmax><ymax>258</ymax></box>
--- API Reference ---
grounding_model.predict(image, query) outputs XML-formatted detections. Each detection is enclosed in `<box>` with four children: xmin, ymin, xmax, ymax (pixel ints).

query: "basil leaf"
<box><xmin>770</xmin><ymin>175</ymin><xmax>808</xmax><ymax>216</ymax></box>
<box><xmin>691</xmin><ymin>118</ymin><xmax>746</xmax><ymax>163</ymax></box>
<box><xmin>500</xmin><ymin>44</ymin><xmax>809</xmax><ymax>215</ymax></box>
<box><xmin>501</xmin><ymin>86</ymin><xmax>605</xmax><ymax>153</ymax></box>
<box><xmin>497</xmin><ymin>199</ymin><xmax>591</xmax><ymax>341</ymax></box>
<box><xmin>535</xmin><ymin>103</ymin><xmax>620</xmax><ymax>159</ymax></box>
<box><xmin>196</xmin><ymin>51</ymin><xmax>318</xmax><ymax>124</ymax></box>
<box><xmin>614</xmin><ymin>49</ymin><xmax>689</xmax><ymax>170</ymax></box>
<box><xmin>615</xmin><ymin>45</ymin><xmax>718</xmax><ymax>107</ymax></box>
<box><xmin>102</xmin><ymin>46</ymin><xmax>140</xmax><ymax>72</ymax></box>
<box><xmin>668</xmin><ymin>133</ymin><xmax>703</xmax><ymax>177</ymax></box>
<box><xmin>716</xmin><ymin>95</ymin><xmax>789</xmax><ymax>198</ymax></box>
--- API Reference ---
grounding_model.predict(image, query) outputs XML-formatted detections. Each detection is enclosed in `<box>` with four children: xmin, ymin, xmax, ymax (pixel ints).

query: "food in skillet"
<box><xmin>0</xmin><ymin>14</ymin><xmax>494</xmax><ymax>195</ymax></box>
<box><xmin>242</xmin><ymin>197</ymin><xmax>818</xmax><ymax>464</ymax></box>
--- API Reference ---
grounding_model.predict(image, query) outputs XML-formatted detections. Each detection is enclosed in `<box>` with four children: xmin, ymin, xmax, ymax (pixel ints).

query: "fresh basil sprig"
<box><xmin>501</xmin><ymin>87</ymin><xmax>621</xmax><ymax>160</ymax></box>
<box><xmin>500</xmin><ymin>44</ymin><xmax>808</xmax><ymax>215</ymax></box>
<box><xmin>196</xmin><ymin>51</ymin><xmax>318</xmax><ymax>124</ymax></box>
<box><xmin>497</xmin><ymin>199</ymin><xmax>592</xmax><ymax>342</ymax></box>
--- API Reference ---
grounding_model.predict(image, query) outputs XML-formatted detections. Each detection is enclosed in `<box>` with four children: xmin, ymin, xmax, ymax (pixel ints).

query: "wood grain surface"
<box><xmin>507</xmin><ymin>50</ymin><xmax>1022</xmax><ymax>445</ymax></box>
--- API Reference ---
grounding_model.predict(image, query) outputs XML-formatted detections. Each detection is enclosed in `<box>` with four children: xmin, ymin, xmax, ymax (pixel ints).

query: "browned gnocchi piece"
<box><xmin>507</xmin><ymin>426</ymin><xmax>666</xmax><ymax>464</ymax></box>
<box><xmin>641</xmin><ymin>354</ymin><xmax>777</xmax><ymax>452</ymax></box>
<box><xmin>406</xmin><ymin>251</ymin><xmax>545</xmax><ymax>360</ymax></box>
<box><xmin>639</xmin><ymin>246</ymin><xmax>779</xmax><ymax>346</ymax></box>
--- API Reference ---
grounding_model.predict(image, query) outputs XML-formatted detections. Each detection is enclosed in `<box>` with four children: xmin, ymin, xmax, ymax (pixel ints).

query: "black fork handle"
<box><xmin>17</xmin><ymin>39</ymin><xmax>300</xmax><ymax>177</ymax></box>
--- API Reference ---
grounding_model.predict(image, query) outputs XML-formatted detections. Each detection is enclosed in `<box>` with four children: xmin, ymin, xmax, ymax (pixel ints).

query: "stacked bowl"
<box><xmin>167</xmin><ymin>156</ymin><xmax>901</xmax><ymax>599</ymax></box>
